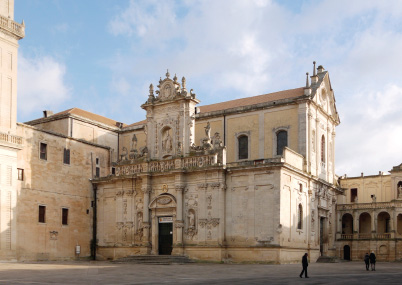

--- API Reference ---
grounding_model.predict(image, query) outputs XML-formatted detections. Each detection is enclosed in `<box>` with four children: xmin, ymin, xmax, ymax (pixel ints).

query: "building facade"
<box><xmin>0</xmin><ymin>0</ymin><xmax>401</xmax><ymax>263</ymax></box>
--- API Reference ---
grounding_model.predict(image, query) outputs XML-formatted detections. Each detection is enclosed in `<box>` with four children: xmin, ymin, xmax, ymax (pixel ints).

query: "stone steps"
<box><xmin>112</xmin><ymin>255</ymin><xmax>195</xmax><ymax>265</ymax></box>
<box><xmin>316</xmin><ymin>256</ymin><xmax>346</xmax><ymax>263</ymax></box>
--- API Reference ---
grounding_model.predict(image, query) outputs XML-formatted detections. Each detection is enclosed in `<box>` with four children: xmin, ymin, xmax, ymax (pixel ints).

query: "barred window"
<box><xmin>238</xmin><ymin>135</ymin><xmax>248</xmax><ymax>160</ymax></box>
<box><xmin>276</xmin><ymin>131</ymin><xmax>288</xmax><ymax>155</ymax></box>
<box><xmin>40</xmin><ymin>143</ymin><xmax>47</xmax><ymax>160</ymax></box>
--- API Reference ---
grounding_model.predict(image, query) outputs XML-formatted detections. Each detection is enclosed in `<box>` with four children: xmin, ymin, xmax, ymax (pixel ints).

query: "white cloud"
<box><xmin>18</xmin><ymin>53</ymin><xmax>70</xmax><ymax>120</ymax></box>
<box><xmin>106</xmin><ymin>0</ymin><xmax>402</xmax><ymax>175</ymax></box>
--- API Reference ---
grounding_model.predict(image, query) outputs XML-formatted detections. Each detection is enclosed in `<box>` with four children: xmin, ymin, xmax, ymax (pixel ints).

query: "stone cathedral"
<box><xmin>1</xmin><ymin>0</ymin><xmax>402</xmax><ymax>263</ymax></box>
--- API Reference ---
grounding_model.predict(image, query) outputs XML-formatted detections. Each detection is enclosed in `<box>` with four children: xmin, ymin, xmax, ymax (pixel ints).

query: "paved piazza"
<box><xmin>0</xmin><ymin>261</ymin><xmax>401</xmax><ymax>284</ymax></box>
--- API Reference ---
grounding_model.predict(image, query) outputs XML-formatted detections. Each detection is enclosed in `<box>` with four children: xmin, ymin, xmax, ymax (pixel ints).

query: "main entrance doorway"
<box><xmin>158</xmin><ymin>217</ymin><xmax>173</xmax><ymax>255</ymax></box>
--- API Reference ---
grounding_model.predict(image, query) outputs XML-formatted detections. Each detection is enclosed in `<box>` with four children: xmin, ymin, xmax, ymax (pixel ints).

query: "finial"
<box><xmin>21</xmin><ymin>19</ymin><xmax>25</xmax><ymax>26</ymax></box>
<box><xmin>173</xmin><ymin>73</ymin><xmax>178</xmax><ymax>82</ymax></box>
<box><xmin>305</xmin><ymin>72</ymin><xmax>310</xmax><ymax>88</ymax></box>
<box><xmin>182</xmin><ymin>76</ymin><xmax>186</xmax><ymax>88</ymax></box>
<box><xmin>159</xmin><ymin>77</ymin><xmax>162</xmax><ymax>84</ymax></box>
<box><xmin>166</xmin><ymin>69</ymin><xmax>170</xmax><ymax>78</ymax></box>
<box><xmin>149</xmin><ymin>84</ymin><xmax>154</xmax><ymax>96</ymax></box>
<box><xmin>313</xmin><ymin>61</ymin><xmax>316</xmax><ymax>76</ymax></box>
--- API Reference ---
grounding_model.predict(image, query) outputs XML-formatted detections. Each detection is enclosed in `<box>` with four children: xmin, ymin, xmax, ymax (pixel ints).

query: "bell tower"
<box><xmin>0</xmin><ymin>0</ymin><xmax>24</xmax><ymax>132</ymax></box>
<box><xmin>141</xmin><ymin>70</ymin><xmax>199</xmax><ymax>160</ymax></box>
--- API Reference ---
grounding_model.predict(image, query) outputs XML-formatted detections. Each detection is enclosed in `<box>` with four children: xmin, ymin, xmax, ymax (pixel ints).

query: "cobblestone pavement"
<box><xmin>0</xmin><ymin>261</ymin><xmax>401</xmax><ymax>284</ymax></box>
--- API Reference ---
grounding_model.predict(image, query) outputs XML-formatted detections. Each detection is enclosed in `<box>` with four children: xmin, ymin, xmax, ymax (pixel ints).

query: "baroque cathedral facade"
<box><xmin>1</xmin><ymin>0</ymin><xmax>401</xmax><ymax>263</ymax></box>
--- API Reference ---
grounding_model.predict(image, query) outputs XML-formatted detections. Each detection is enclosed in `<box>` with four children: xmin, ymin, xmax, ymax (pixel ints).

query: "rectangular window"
<box><xmin>111</xmin><ymin>167</ymin><xmax>116</xmax><ymax>175</ymax></box>
<box><xmin>40</xmin><ymin>143</ymin><xmax>47</xmax><ymax>160</ymax></box>
<box><xmin>96</xmin><ymin>158</ymin><xmax>99</xmax><ymax>164</ymax></box>
<box><xmin>62</xmin><ymin>208</ymin><xmax>68</xmax><ymax>225</ymax></box>
<box><xmin>351</xmin><ymin>188</ymin><xmax>358</xmax><ymax>203</ymax></box>
<box><xmin>95</xmin><ymin>167</ymin><xmax>100</xmax><ymax>178</ymax></box>
<box><xmin>63</xmin><ymin>148</ymin><xmax>70</xmax><ymax>164</ymax></box>
<box><xmin>39</xmin><ymin>205</ymin><xmax>46</xmax><ymax>223</ymax></box>
<box><xmin>17</xmin><ymin>168</ymin><xmax>24</xmax><ymax>181</ymax></box>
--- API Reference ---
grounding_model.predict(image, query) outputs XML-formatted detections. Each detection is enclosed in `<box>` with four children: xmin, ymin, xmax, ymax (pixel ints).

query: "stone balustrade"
<box><xmin>339</xmin><ymin>232</ymin><xmax>394</xmax><ymax>240</ymax></box>
<box><xmin>337</xmin><ymin>201</ymin><xmax>402</xmax><ymax>210</ymax></box>
<box><xmin>0</xmin><ymin>15</ymin><xmax>25</xmax><ymax>38</ymax></box>
<box><xmin>0</xmin><ymin>132</ymin><xmax>23</xmax><ymax>145</ymax></box>
<box><xmin>114</xmin><ymin>154</ymin><xmax>218</xmax><ymax>176</ymax></box>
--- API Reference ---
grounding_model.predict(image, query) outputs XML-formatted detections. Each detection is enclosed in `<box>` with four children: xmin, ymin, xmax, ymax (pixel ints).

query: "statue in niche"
<box><xmin>120</xmin><ymin>147</ymin><xmax>128</xmax><ymax>161</ymax></box>
<box><xmin>131</xmin><ymin>134</ymin><xmax>138</xmax><ymax>152</ymax></box>
<box><xmin>204</xmin><ymin>122</ymin><xmax>211</xmax><ymax>139</ymax></box>
<box><xmin>398</xmin><ymin>183</ymin><xmax>402</xmax><ymax>198</ymax></box>
<box><xmin>162</xmin><ymin>129</ymin><xmax>173</xmax><ymax>153</ymax></box>
<box><xmin>188</xmin><ymin>210</ymin><xmax>195</xmax><ymax>228</ymax></box>
<box><xmin>212</xmin><ymin>132</ymin><xmax>223</xmax><ymax>149</ymax></box>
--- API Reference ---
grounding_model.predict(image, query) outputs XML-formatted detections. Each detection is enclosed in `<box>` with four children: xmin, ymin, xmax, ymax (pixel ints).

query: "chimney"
<box><xmin>116</xmin><ymin>122</ymin><xmax>123</xmax><ymax>128</ymax></box>
<box><xmin>311</xmin><ymin>61</ymin><xmax>319</xmax><ymax>84</ymax></box>
<box><xmin>43</xmin><ymin>110</ymin><xmax>54</xmax><ymax>118</ymax></box>
<box><xmin>304</xmin><ymin>72</ymin><xmax>311</xmax><ymax>96</ymax></box>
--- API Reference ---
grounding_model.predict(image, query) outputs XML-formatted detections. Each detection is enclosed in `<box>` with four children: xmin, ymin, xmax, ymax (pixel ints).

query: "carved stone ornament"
<box><xmin>175</xmin><ymin>220</ymin><xmax>184</xmax><ymax>228</ymax></box>
<box><xmin>158</xmin><ymin>196</ymin><xmax>172</xmax><ymax>205</ymax></box>
<box><xmin>49</xmin><ymin>231</ymin><xmax>58</xmax><ymax>240</ymax></box>
<box><xmin>199</xmin><ymin>217</ymin><xmax>220</xmax><ymax>228</ymax></box>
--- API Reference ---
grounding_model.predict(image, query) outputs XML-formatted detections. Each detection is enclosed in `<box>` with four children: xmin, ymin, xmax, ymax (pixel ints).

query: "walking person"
<box><xmin>364</xmin><ymin>253</ymin><xmax>370</xmax><ymax>271</ymax></box>
<box><xmin>299</xmin><ymin>253</ymin><xmax>309</xmax><ymax>278</ymax></box>
<box><xmin>369</xmin><ymin>251</ymin><xmax>376</xmax><ymax>271</ymax></box>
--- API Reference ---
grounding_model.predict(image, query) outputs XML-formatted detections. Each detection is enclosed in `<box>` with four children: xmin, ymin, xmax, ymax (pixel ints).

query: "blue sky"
<box><xmin>14</xmin><ymin>0</ymin><xmax>402</xmax><ymax>176</ymax></box>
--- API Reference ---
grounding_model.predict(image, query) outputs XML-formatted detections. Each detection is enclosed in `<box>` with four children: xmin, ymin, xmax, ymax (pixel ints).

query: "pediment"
<box><xmin>312</xmin><ymin>72</ymin><xmax>340</xmax><ymax>124</ymax></box>
<box><xmin>149</xmin><ymin>193</ymin><xmax>177</xmax><ymax>209</ymax></box>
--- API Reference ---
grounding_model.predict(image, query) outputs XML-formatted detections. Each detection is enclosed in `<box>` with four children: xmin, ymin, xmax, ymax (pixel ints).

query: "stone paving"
<box><xmin>0</xmin><ymin>261</ymin><xmax>401</xmax><ymax>284</ymax></box>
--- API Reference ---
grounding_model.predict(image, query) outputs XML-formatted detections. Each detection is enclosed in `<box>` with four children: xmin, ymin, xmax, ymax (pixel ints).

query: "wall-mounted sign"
<box><xmin>159</xmin><ymin>216</ymin><xmax>173</xmax><ymax>223</ymax></box>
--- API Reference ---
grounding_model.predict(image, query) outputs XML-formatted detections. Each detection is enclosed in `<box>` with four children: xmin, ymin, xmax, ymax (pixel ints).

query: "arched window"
<box><xmin>297</xmin><ymin>204</ymin><xmax>303</xmax><ymax>229</ymax></box>
<box><xmin>276</xmin><ymin>130</ymin><xmax>288</xmax><ymax>156</ymax></box>
<box><xmin>238</xmin><ymin>135</ymin><xmax>248</xmax><ymax>160</ymax></box>
<box><xmin>321</xmin><ymin>135</ymin><xmax>325</xmax><ymax>163</ymax></box>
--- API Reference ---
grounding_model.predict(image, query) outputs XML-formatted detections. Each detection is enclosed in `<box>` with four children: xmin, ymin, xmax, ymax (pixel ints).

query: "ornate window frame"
<box><xmin>272</xmin><ymin>126</ymin><xmax>290</xmax><ymax>157</ymax></box>
<box><xmin>235</xmin><ymin>131</ymin><xmax>251</xmax><ymax>161</ymax></box>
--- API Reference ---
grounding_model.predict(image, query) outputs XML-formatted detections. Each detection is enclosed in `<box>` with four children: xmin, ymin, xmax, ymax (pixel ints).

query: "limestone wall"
<box><xmin>15</xmin><ymin>124</ymin><xmax>110</xmax><ymax>260</ymax></box>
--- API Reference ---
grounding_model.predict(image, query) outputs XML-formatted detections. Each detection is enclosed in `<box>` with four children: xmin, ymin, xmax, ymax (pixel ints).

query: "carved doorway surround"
<box><xmin>149</xmin><ymin>193</ymin><xmax>177</xmax><ymax>255</ymax></box>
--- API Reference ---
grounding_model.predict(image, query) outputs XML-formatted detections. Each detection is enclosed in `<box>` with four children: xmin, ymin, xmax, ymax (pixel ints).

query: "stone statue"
<box><xmin>398</xmin><ymin>184</ymin><xmax>402</xmax><ymax>198</ymax></box>
<box><xmin>131</xmin><ymin>134</ymin><xmax>137</xmax><ymax>152</ymax></box>
<box><xmin>162</xmin><ymin>130</ymin><xmax>172</xmax><ymax>153</ymax></box>
<box><xmin>188</xmin><ymin>210</ymin><xmax>195</xmax><ymax>228</ymax></box>
<box><xmin>204</xmin><ymin>122</ymin><xmax>211</xmax><ymax>139</ymax></box>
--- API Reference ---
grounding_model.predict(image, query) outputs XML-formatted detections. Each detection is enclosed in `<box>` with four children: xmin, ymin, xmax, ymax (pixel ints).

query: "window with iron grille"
<box><xmin>40</xmin><ymin>143</ymin><xmax>47</xmax><ymax>160</ymax></box>
<box><xmin>238</xmin><ymin>135</ymin><xmax>248</xmax><ymax>160</ymax></box>
<box><xmin>62</xmin><ymin>208</ymin><xmax>68</xmax><ymax>225</ymax></box>
<box><xmin>63</xmin><ymin>148</ymin><xmax>70</xmax><ymax>165</ymax></box>
<box><xmin>39</xmin><ymin>205</ymin><xmax>46</xmax><ymax>223</ymax></box>
<box><xmin>276</xmin><ymin>131</ymin><xmax>288</xmax><ymax>155</ymax></box>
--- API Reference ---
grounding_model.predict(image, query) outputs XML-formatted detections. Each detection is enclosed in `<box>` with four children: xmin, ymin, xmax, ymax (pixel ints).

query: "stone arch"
<box><xmin>342</xmin><ymin>213</ymin><xmax>353</xmax><ymax>234</ymax></box>
<box><xmin>377</xmin><ymin>211</ymin><xmax>391</xmax><ymax>233</ymax></box>
<box><xmin>359</xmin><ymin>212</ymin><xmax>371</xmax><ymax>234</ymax></box>
<box><xmin>149</xmin><ymin>193</ymin><xmax>177</xmax><ymax>209</ymax></box>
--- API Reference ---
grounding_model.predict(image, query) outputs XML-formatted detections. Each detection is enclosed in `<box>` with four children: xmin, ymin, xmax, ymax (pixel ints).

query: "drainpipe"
<box><xmin>92</xmin><ymin>184</ymin><xmax>97</xmax><ymax>260</ymax></box>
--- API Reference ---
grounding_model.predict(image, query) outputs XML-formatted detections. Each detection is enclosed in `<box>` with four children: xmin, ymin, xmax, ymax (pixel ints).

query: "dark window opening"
<box><xmin>95</xmin><ymin>167</ymin><xmax>100</xmax><ymax>178</ymax></box>
<box><xmin>299</xmin><ymin>183</ymin><xmax>303</xmax><ymax>192</ymax></box>
<box><xmin>297</xmin><ymin>204</ymin><xmax>303</xmax><ymax>229</ymax></box>
<box><xmin>351</xmin><ymin>188</ymin><xmax>358</xmax><ymax>203</ymax></box>
<box><xmin>238</xmin><ymin>135</ymin><xmax>248</xmax><ymax>160</ymax></box>
<box><xmin>62</xmin><ymin>208</ymin><xmax>68</xmax><ymax>225</ymax></box>
<box><xmin>39</xmin><ymin>205</ymin><xmax>46</xmax><ymax>223</ymax></box>
<box><xmin>96</xmin><ymin>157</ymin><xmax>99</xmax><ymax>164</ymax></box>
<box><xmin>63</xmin><ymin>148</ymin><xmax>70</xmax><ymax>164</ymax></box>
<box><xmin>112</xmin><ymin>167</ymin><xmax>116</xmax><ymax>175</ymax></box>
<box><xmin>17</xmin><ymin>168</ymin><xmax>24</xmax><ymax>181</ymax></box>
<box><xmin>321</xmin><ymin>135</ymin><xmax>325</xmax><ymax>163</ymax></box>
<box><xmin>86</xmin><ymin>209</ymin><xmax>89</xmax><ymax>214</ymax></box>
<box><xmin>40</xmin><ymin>143</ymin><xmax>47</xmax><ymax>160</ymax></box>
<box><xmin>276</xmin><ymin>130</ymin><xmax>288</xmax><ymax>155</ymax></box>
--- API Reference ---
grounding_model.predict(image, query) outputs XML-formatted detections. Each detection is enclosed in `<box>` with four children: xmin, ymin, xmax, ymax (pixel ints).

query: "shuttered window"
<box><xmin>40</xmin><ymin>143</ymin><xmax>47</xmax><ymax>160</ymax></box>
<box><xmin>238</xmin><ymin>136</ymin><xmax>248</xmax><ymax>160</ymax></box>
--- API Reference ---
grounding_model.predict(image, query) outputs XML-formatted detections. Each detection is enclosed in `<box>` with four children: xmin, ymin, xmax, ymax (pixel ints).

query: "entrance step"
<box><xmin>112</xmin><ymin>255</ymin><xmax>195</xmax><ymax>265</ymax></box>
<box><xmin>316</xmin><ymin>256</ymin><xmax>345</xmax><ymax>263</ymax></box>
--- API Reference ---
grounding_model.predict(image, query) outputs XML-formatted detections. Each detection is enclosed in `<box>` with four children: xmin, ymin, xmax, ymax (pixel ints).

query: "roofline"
<box><xmin>17</xmin><ymin>122</ymin><xmax>111</xmax><ymax>150</ymax></box>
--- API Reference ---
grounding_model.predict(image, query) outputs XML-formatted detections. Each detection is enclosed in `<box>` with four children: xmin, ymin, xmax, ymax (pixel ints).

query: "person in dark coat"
<box><xmin>299</xmin><ymin>253</ymin><xmax>309</xmax><ymax>278</ymax></box>
<box><xmin>369</xmin><ymin>251</ymin><xmax>376</xmax><ymax>271</ymax></box>
<box><xmin>364</xmin><ymin>253</ymin><xmax>370</xmax><ymax>271</ymax></box>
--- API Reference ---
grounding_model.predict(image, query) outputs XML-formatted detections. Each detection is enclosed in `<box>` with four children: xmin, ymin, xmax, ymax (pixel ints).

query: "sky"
<box><xmin>14</xmin><ymin>0</ymin><xmax>402</xmax><ymax>177</ymax></box>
